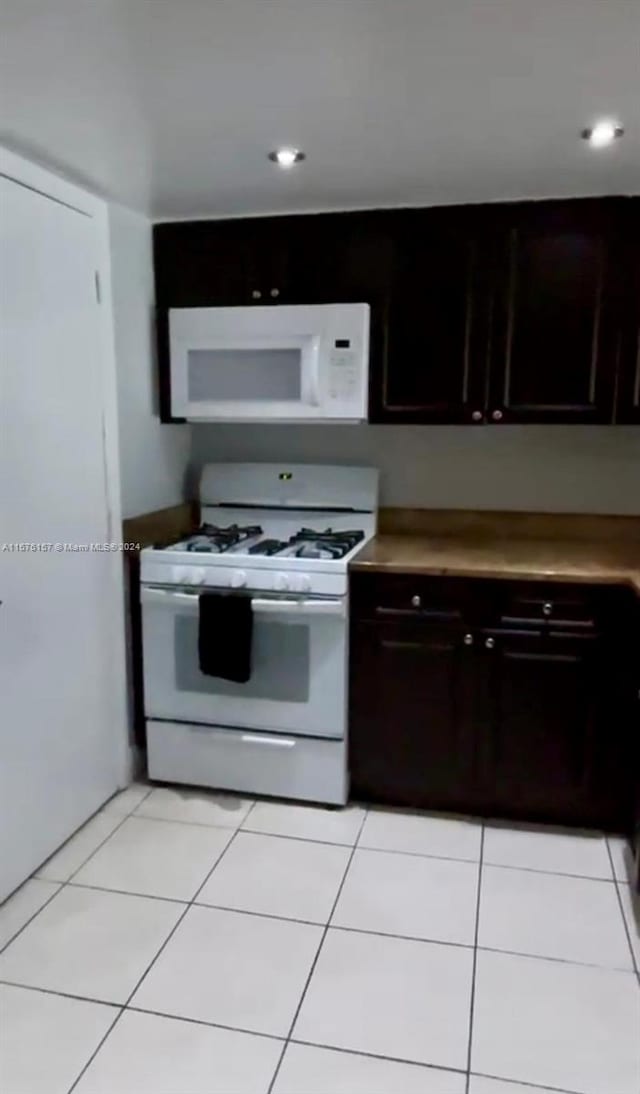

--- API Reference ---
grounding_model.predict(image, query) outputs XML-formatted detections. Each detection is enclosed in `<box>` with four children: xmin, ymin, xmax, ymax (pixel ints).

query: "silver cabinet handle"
<box><xmin>471</xmin><ymin>410</ymin><xmax>483</xmax><ymax>422</ymax></box>
<box><xmin>463</xmin><ymin>633</ymin><xmax>474</xmax><ymax>646</ymax></box>
<box><xmin>485</xmin><ymin>636</ymin><xmax>495</xmax><ymax>649</ymax></box>
<box><xmin>251</xmin><ymin>289</ymin><xmax>262</xmax><ymax>299</ymax></box>
<box><xmin>491</xmin><ymin>409</ymin><xmax>503</xmax><ymax>422</ymax></box>
<box><xmin>270</xmin><ymin>288</ymin><xmax>280</xmax><ymax>298</ymax></box>
<box><xmin>411</xmin><ymin>595</ymin><xmax>421</xmax><ymax>608</ymax></box>
<box><xmin>542</xmin><ymin>602</ymin><xmax>553</xmax><ymax>617</ymax></box>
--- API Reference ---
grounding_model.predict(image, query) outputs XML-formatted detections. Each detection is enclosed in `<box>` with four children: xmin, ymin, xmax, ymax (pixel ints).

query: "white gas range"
<box><xmin>140</xmin><ymin>463</ymin><xmax>378</xmax><ymax>805</ymax></box>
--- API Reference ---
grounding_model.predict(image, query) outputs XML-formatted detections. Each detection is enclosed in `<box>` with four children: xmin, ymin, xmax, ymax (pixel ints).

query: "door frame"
<box><xmin>0</xmin><ymin>145</ymin><xmax>130</xmax><ymax>787</ymax></box>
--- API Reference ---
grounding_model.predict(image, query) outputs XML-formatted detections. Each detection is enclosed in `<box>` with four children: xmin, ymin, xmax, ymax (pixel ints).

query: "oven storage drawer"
<box><xmin>146</xmin><ymin>720</ymin><xmax>348</xmax><ymax>805</ymax></box>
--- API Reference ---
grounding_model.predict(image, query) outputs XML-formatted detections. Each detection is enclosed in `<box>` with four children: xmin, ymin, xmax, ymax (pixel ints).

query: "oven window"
<box><xmin>175</xmin><ymin>616</ymin><xmax>310</xmax><ymax>702</ymax></box>
<box><xmin>188</xmin><ymin>348</ymin><xmax>302</xmax><ymax>402</ymax></box>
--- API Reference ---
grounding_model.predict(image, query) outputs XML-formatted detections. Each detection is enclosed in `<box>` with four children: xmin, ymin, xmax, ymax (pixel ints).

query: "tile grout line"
<box><xmin>4</xmin><ymin>817</ymin><xmax>635</xmax><ymax>989</ymax></box>
<box><xmin>0</xmin><ymin>981</ymin><xmax>606</xmax><ymax>1094</ymax></box>
<box><xmin>470</xmin><ymin>1069</ymin><xmax>589</xmax><ymax>1094</ymax></box>
<box><xmin>287</xmin><ymin>1035</ymin><xmax>468</xmax><ymax>1079</ymax></box>
<box><xmin>65</xmin><ymin>786</ymin><xmax>156</xmax><ymax>885</ymax></box>
<box><xmin>475</xmin><ymin>943</ymin><xmax>637</xmax><ymax>976</ymax></box>
<box><xmin>66</xmin><ymin>880</ymin><xmax>189</xmax><ymax>906</ymax></box>
<box><xmin>66</xmin><ymin>816</ymin><xmax>248</xmax><ymax>1094</ymax></box>
<box><xmin>0</xmin><ymin>884</ymin><xmax>63</xmax><ymax>958</ymax></box>
<box><xmin>2</xmin><ymin>800</ymin><xmax>634</xmax><ymax>1094</ymax></box>
<box><xmin>7</xmin><ymin>976</ymin><xmax>574</xmax><ymax>1093</ymax></box>
<box><xmin>4</xmin><ymin>914</ymin><xmax>636</xmax><ymax>1016</ymax></box>
<box><xmin>128</xmin><ymin>814</ymin><xmax>622</xmax><ymax>882</ymax></box>
<box><xmin>4</xmin><ymin>796</ymin><xmax>634</xmax><ymax>1092</ymax></box>
<box><xmin>464</xmin><ymin>822</ymin><xmax>485</xmax><ymax>1094</ymax></box>
<box><xmin>605</xmin><ymin>837</ymin><xmax>640</xmax><ymax>979</ymax></box>
<box><xmin>266</xmin><ymin>806</ymin><xmax>370</xmax><ymax>1094</ymax></box>
<box><xmin>0</xmin><ymin>785</ymin><xmax>155</xmax><ymax>958</ymax></box>
<box><xmin>0</xmin><ymin>979</ymin><xmax>122</xmax><ymax>1009</ymax></box>
<box><xmin>60</xmin><ymin>801</ymin><xmax>620</xmax><ymax>883</ymax></box>
<box><xmin>126</xmin><ymin>1004</ymin><xmax>286</xmax><ymax>1044</ymax></box>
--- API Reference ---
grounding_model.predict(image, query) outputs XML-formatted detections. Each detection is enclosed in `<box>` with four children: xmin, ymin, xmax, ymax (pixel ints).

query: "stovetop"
<box><xmin>141</xmin><ymin>464</ymin><xmax>378</xmax><ymax>595</ymax></box>
<box><xmin>173</xmin><ymin>523</ymin><xmax>365</xmax><ymax>561</ymax></box>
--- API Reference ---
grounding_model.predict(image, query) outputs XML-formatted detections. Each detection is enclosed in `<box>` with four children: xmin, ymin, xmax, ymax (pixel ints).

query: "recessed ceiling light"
<box><xmin>581</xmin><ymin>120</ymin><xmax>624</xmax><ymax>149</ymax></box>
<box><xmin>268</xmin><ymin>147</ymin><xmax>306</xmax><ymax>168</ymax></box>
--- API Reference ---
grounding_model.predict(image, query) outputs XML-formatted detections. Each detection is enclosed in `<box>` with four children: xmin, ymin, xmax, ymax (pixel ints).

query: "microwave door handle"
<box><xmin>305</xmin><ymin>336</ymin><xmax>321</xmax><ymax>406</ymax></box>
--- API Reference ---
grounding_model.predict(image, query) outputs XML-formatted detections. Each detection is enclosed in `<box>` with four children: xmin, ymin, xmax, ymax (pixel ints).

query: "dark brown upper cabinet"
<box><xmin>153</xmin><ymin>197</ymin><xmax>639</xmax><ymax>425</ymax></box>
<box><xmin>153</xmin><ymin>217</ymin><xmax>298</xmax><ymax>308</ymax></box>
<box><xmin>372</xmin><ymin>208</ymin><xmax>491</xmax><ymax>423</ymax></box>
<box><xmin>616</xmin><ymin>205</ymin><xmax>640</xmax><ymax>424</ymax></box>
<box><xmin>487</xmin><ymin>201</ymin><xmax>623</xmax><ymax>424</ymax></box>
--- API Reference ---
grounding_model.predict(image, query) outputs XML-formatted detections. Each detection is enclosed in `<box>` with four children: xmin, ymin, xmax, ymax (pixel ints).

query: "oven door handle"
<box><xmin>141</xmin><ymin>586</ymin><xmax>346</xmax><ymax>618</ymax></box>
<box><xmin>251</xmin><ymin>597</ymin><xmax>345</xmax><ymax>617</ymax></box>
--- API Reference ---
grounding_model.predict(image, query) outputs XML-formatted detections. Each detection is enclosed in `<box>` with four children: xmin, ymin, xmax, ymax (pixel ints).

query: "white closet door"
<box><xmin>0</xmin><ymin>174</ymin><xmax>124</xmax><ymax>899</ymax></box>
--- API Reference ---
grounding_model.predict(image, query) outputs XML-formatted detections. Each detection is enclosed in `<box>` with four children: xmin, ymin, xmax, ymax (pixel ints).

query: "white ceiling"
<box><xmin>1</xmin><ymin>0</ymin><xmax>639</xmax><ymax>219</ymax></box>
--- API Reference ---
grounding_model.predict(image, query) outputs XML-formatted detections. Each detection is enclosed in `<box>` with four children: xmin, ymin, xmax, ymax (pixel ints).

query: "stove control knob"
<box><xmin>230</xmin><ymin>570</ymin><xmax>247</xmax><ymax>589</ymax></box>
<box><xmin>299</xmin><ymin>574</ymin><xmax>312</xmax><ymax>593</ymax></box>
<box><xmin>274</xmin><ymin>572</ymin><xmax>290</xmax><ymax>591</ymax></box>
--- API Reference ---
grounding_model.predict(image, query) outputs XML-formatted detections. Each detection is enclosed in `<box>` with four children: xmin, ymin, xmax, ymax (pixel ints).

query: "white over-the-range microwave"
<box><xmin>169</xmin><ymin>302</ymin><xmax>370</xmax><ymax>422</ymax></box>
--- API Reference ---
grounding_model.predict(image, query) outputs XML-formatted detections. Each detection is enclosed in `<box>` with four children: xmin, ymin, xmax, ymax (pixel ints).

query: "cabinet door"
<box><xmin>349</xmin><ymin>621</ymin><xmax>476</xmax><ymax>809</ymax></box>
<box><xmin>616</xmin><ymin>205</ymin><xmax>640</xmax><ymax>423</ymax></box>
<box><xmin>289</xmin><ymin>211</ymin><xmax>396</xmax><ymax>422</ymax></box>
<box><xmin>488</xmin><ymin>203</ymin><xmax>622</xmax><ymax>423</ymax></box>
<box><xmin>154</xmin><ymin>220</ymin><xmax>253</xmax><ymax>420</ymax></box>
<box><xmin>154</xmin><ymin>220</ymin><xmax>252</xmax><ymax>307</ymax></box>
<box><xmin>243</xmin><ymin>218</ymin><xmax>296</xmax><ymax>304</ymax></box>
<box><xmin>477</xmin><ymin>629</ymin><xmax>603</xmax><ymax>825</ymax></box>
<box><xmin>375</xmin><ymin>210</ymin><xmax>491</xmax><ymax>423</ymax></box>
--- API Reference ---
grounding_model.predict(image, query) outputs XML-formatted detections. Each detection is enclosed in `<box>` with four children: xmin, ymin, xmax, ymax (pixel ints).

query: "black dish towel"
<box><xmin>198</xmin><ymin>593</ymin><xmax>253</xmax><ymax>683</ymax></box>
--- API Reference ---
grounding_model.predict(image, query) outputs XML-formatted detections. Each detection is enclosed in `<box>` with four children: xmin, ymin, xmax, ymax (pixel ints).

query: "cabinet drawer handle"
<box><xmin>542</xmin><ymin>602</ymin><xmax>553</xmax><ymax>617</ymax></box>
<box><xmin>463</xmin><ymin>633</ymin><xmax>474</xmax><ymax>646</ymax></box>
<box><xmin>270</xmin><ymin>287</ymin><xmax>280</xmax><ymax>298</ymax></box>
<box><xmin>491</xmin><ymin>409</ymin><xmax>503</xmax><ymax>422</ymax></box>
<box><xmin>411</xmin><ymin>595</ymin><xmax>421</xmax><ymax>608</ymax></box>
<box><xmin>251</xmin><ymin>289</ymin><xmax>262</xmax><ymax>300</ymax></box>
<box><xmin>485</xmin><ymin>636</ymin><xmax>495</xmax><ymax>649</ymax></box>
<box><xmin>471</xmin><ymin>410</ymin><xmax>483</xmax><ymax>422</ymax></box>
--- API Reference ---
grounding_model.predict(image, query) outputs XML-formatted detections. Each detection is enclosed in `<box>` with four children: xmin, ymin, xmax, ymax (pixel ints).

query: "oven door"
<box><xmin>141</xmin><ymin>586</ymin><xmax>347</xmax><ymax>739</ymax></box>
<box><xmin>170</xmin><ymin>306</ymin><xmax>321</xmax><ymax>421</ymax></box>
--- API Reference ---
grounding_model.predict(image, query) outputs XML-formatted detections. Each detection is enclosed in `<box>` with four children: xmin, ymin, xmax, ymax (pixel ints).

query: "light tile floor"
<box><xmin>0</xmin><ymin>783</ymin><xmax>638</xmax><ymax>1094</ymax></box>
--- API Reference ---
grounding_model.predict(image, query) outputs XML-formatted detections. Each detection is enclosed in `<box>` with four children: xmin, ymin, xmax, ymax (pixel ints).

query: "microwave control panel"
<box><xmin>328</xmin><ymin>343</ymin><xmax>361</xmax><ymax>402</ymax></box>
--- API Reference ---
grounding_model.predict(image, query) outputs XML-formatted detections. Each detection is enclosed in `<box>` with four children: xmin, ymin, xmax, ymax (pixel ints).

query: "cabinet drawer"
<box><xmin>495</xmin><ymin>582</ymin><xmax>599</xmax><ymax>629</ymax></box>
<box><xmin>350</xmin><ymin>572</ymin><xmax>485</xmax><ymax>624</ymax></box>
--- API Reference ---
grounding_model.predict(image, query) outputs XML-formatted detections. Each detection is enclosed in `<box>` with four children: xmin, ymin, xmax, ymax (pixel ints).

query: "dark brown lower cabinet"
<box><xmin>349</xmin><ymin>621</ymin><xmax>476</xmax><ymax>812</ymax></box>
<box><xmin>349</xmin><ymin>574</ymin><xmax>637</xmax><ymax>831</ymax></box>
<box><xmin>475</xmin><ymin>629</ymin><xmax>607</xmax><ymax>827</ymax></box>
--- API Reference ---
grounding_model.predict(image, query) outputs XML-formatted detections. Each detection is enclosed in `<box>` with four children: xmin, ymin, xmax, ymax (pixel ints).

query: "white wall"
<box><xmin>190</xmin><ymin>424</ymin><xmax>640</xmax><ymax>515</ymax></box>
<box><xmin>109</xmin><ymin>203</ymin><xmax>189</xmax><ymax>518</ymax></box>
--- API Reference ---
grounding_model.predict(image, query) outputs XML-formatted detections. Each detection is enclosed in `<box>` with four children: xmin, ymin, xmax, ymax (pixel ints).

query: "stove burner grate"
<box><xmin>287</xmin><ymin>527</ymin><xmax>365</xmax><ymax>560</ymax></box>
<box><xmin>185</xmin><ymin>524</ymin><xmax>263</xmax><ymax>553</ymax></box>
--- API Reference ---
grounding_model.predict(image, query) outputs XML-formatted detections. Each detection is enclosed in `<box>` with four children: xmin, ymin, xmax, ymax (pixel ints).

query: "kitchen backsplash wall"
<box><xmin>190</xmin><ymin>424</ymin><xmax>640</xmax><ymax>514</ymax></box>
